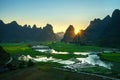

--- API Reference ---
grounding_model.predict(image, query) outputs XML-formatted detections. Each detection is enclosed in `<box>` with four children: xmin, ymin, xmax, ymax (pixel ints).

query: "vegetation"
<box><xmin>2</xmin><ymin>42</ymin><xmax>120</xmax><ymax>61</ymax></box>
<box><xmin>0</xmin><ymin>43</ymin><xmax>39</xmax><ymax>56</ymax></box>
<box><xmin>0</xmin><ymin>62</ymin><xmax>111</xmax><ymax>80</ymax></box>
<box><xmin>0</xmin><ymin>42</ymin><xmax>120</xmax><ymax>80</ymax></box>
<box><xmin>99</xmin><ymin>53</ymin><xmax>120</xmax><ymax>74</ymax></box>
<box><xmin>79</xmin><ymin>66</ymin><xmax>112</xmax><ymax>75</ymax></box>
<box><xmin>1</xmin><ymin>42</ymin><xmax>120</xmax><ymax>62</ymax></box>
<box><xmin>99</xmin><ymin>53</ymin><xmax>120</xmax><ymax>62</ymax></box>
<box><xmin>0</xmin><ymin>43</ymin><xmax>87</xmax><ymax>60</ymax></box>
<box><xmin>44</xmin><ymin>42</ymin><xmax>104</xmax><ymax>52</ymax></box>
<box><xmin>0</xmin><ymin>43</ymin><xmax>40</xmax><ymax>57</ymax></box>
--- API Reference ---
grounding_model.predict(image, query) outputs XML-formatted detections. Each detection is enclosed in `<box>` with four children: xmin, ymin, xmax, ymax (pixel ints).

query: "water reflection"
<box><xmin>77</xmin><ymin>54</ymin><xmax>113</xmax><ymax>69</ymax></box>
<box><xmin>18</xmin><ymin>54</ymin><xmax>113</xmax><ymax>69</ymax></box>
<box><xmin>18</xmin><ymin>45</ymin><xmax>113</xmax><ymax>70</ymax></box>
<box><xmin>33</xmin><ymin>45</ymin><xmax>90</xmax><ymax>55</ymax></box>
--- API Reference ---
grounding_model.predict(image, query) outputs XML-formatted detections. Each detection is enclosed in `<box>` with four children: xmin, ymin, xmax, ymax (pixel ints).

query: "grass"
<box><xmin>99</xmin><ymin>53</ymin><xmax>120</xmax><ymax>62</ymax></box>
<box><xmin>0</xmin><ymin>62</ymin><xmax>112</xmax><ymax>80</ymax></box>
<box><xmin>79</xmin><ymin>66</ymin><xmax>112</xmax><ymax>75</ymax></box>
<box><xmin>0</xmin><ymin>43</ymin><xmax>87</xmax><ymax>60</ymax></box>
<box><xmin>0</xmin><ymin>43</ymin><xmax>41</xmax><ymax>57</ymax></box>
<box><xmin>1</xmin><ymin>42</ymin><xmax>120</xmax><ymax>62</ymax></box>
<box><xmin>1</xmin><ymin>42</ymin><xmax>120</xmax><ymax>61</ymax></box>
<box><xmin>0</xmin><ymin>42</ymin><xmax>120</xmax><ymax>80</ymax></box>
<box><xmin>44</xmin><ymin>42</ymin><xmax>104</xmax><ymax>52</ymax></box>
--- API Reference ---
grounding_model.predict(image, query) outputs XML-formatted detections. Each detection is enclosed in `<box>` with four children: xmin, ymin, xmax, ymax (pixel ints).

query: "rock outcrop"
<box><xmin>61</xmin><ymin>25</ymin><xmax>75</xmax><ymax>43</ymax></box>
<box><xmin>0</xmin><ymin>21</ymin><xmax>58</xmax><ymax>42</ymax></box>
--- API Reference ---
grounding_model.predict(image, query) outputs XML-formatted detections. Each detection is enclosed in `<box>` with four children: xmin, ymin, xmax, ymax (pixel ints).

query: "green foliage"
<box><xmin>45</xmin><ymin>42</ymin><xmax>103</xmax><ymax>52</ymax></box>
<box><xmin>80</xmin><ymin>66</ymin><xmax>112</xmax><ymax>75</ymax></box>
<box><xmin>0</xmin><ymin>43</ymin><xmax>40</xmax><ymax>57</ymax></box>
<box><xmin>0</xmin><ymin>43</ymin><xmax>119</xmax><ymax>79</ymax></box>
<box><xmin>0</xmin><ymin>43</ymin><xmax>87</xmax><ymax>60</ymax></box>
<box><xmin>100</xmin><ymin>53</ymin><xmax>120</xmax><ymax>62</ymax></box>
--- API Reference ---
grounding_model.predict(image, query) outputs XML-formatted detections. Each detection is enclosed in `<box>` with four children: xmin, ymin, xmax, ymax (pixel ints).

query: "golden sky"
<box><xmin>0</xmin><ymin>0</ymin><xmax>120</xmax><ymax>33</ymax></box>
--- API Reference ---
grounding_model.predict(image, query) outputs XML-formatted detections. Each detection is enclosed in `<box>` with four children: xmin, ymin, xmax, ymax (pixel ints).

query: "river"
<box><xmin>18</xmin><ymin>45</ymin><xmax>114</xmax><ymax>70</ymax></box>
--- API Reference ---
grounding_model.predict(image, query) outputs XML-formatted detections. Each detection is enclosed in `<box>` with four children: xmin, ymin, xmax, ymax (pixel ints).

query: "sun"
<box><xmin>75</xmin><ymin>29</ymin><xmax>80</xmax><ymax>34</ymax></box>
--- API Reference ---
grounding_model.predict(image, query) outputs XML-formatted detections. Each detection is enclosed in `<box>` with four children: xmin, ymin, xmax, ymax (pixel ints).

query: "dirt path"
<box><xmin>0</xmin><ymin>66</ymin><xmax>116</xmax><ymax>80</ymax></box>
<box><xmin>55</xmin><ymin>67</ymin><xmax>120</xmax><ymax>80</ymax></box>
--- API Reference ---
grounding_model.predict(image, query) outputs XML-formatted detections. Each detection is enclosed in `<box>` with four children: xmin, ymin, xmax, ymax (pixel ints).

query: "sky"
<box><xmin>0</xmin><ymin>0</ymin><xmax>120</xmax><ymax>33</ymax></box>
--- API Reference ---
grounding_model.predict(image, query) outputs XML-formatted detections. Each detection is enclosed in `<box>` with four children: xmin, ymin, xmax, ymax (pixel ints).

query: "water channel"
<box><xmin>18</xmin><ymin>45</ymin><xmax>114</xmax><ymax>71</ymax></box>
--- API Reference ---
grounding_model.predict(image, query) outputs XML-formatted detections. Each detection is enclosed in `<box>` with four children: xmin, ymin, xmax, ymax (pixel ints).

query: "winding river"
<box><xmin>18</xmin><ymin>45</ymin><xmax>114</xmax><ymax>70</ymax></box>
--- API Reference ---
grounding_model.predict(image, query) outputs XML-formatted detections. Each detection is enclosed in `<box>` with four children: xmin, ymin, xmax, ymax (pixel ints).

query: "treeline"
<box><xmin>62</xmin><ymin>9</ymin><xmax>120</xmax><ymax>48</ymax></box>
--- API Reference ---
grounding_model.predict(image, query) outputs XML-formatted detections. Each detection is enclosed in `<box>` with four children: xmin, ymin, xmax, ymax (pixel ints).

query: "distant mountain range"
<box><xmin>1</xmin><ymin>9</ymin><xmax>120</xmax><ymax>47</ymax></box>
<box><xmin>62</xmin><ymin>9</ymin><xmax>120</xmax><ymax>48</ymax></box>
<box><xmin>0</xmin><ymin>21</ymin><xmax>64</xmax><ymax>42</ymax></box>
<box><xmin>56</xmin><ymin>32</ymin><xmax>64</xmax><ymax>40</ymax></box>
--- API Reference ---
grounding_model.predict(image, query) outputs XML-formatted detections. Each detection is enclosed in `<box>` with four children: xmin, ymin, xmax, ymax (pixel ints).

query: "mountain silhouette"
<box><xmin>74</xmin><ymin>9</ymin><xmax>120</xmax><ymax>47</ymax></box>
<box><xmin>1</xmin><ymin>9</ymin><xmax>120</xmax><ymax>47</ymax></box>
<box><xmin>0</xmin><ymin>21</ymin><xmax>58</xmax><ymax>42</ymax></box>
<box><xmin>99</xmin><ymin>9</ymin><xmax>120</xmax><ymax>47</ymax></box>
<box><xmin>82</xmin><ymin>15</ymin><xmax>111</xmax><ymax>45</ymax></box>
<box><xmin>56</xmin><ymin>32</ymin><xmax>64</xmax><ymax>41</ymax></box>
<box><xmin>61</xmin><ymin>25</ymin><xmax>75</xmax><ymax>43</ymax></box>
<box><xmin>62</xmin><ymin>9</ymin><xmax>120</xmax><ymax>48</ymax></box>
<box><xmin>73</xmin><ymin>30</ymin><xmax>86</xmax><ymax>45</ymax></box>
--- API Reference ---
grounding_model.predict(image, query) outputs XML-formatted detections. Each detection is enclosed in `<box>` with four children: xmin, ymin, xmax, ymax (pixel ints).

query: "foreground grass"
<box><xmin>0</xmin><ymin>62</ymin><xmax>111</xmax><ymax>80</ymax></box>
<box><xmin>79</xmin><ymin>66</ymin><xmax>112</xmax><ymax>75</ymax></box>
<box><xmin>44</xmin><ymin>42</ymin><xmax>104</xmax><ymax>52</ymax></box>
<box><xmin>100</xmin><ymin>53</ymin><xmax>120</xmax><ymax>62</ymax></box>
